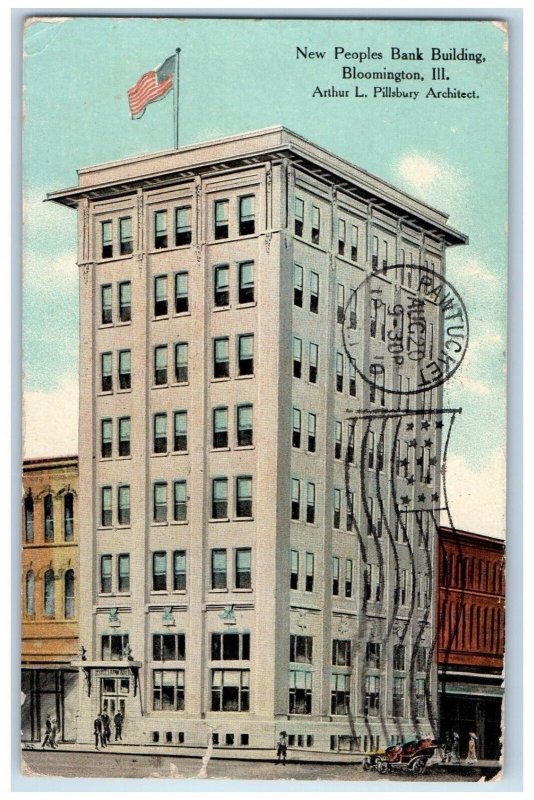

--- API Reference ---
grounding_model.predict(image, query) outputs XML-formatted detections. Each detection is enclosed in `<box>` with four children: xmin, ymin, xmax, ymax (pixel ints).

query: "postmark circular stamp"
<box><xmin>342</xmin><ymin>264</ymin><xmax>469</xmax><ymax>395</ymax></box>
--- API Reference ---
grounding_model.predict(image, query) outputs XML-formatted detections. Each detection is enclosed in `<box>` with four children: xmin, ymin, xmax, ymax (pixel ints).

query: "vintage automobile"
<box><xmin>380</xmin><ymin>737</ymin><xmax>439</xmax><ymax>775</ymax></box>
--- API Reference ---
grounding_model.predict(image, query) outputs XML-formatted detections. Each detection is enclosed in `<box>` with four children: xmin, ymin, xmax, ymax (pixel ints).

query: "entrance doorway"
<box><xmin>100</xmin><ymin>676</ymin><xmax>130</xmax><ymax>719</ymax></box>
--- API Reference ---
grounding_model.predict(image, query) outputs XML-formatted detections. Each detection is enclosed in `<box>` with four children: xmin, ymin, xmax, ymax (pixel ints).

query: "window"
<box><xmin>238</xmin><ymin>261</ymin><xmax>254</xmax><ymax>303</ymax></box>
<box><xmin>43</xmin><ymin>568</ymin><xmax>55</xmax><ymax>616</ymax></box>
<box><xmin>382</xmin><ymin>240</ymin><xmax>388</xmax><ymax>269</ymax></box>
<box><xmin>293</xmin><ymin>337</ymin><xmax>302</xmax><ymax>378</ymax></box>
<box><xmin>289</xmin><ymin>670</ymin><xmax>311</xmax><ymax>714</ymax></box>
<box><xmin>367</xmin><ymin>431</ymin><xmax>375</xmax><ymax>470</ymax></box>
<box><xmin>311</xmin><ymin>205</ymin><xmax>320</xmax><ymax>244</ymax></box>
<box><xmin>212</xmin><ymin>478</ymin><xmax>228</xmax><ymax>519</ymax></box>
<box><xmin>333</xmin><ymin>489</ymin><xmax>341</xmax><ymax>529</ymax></box>
<box><xmin>118</xmin><ymin>349</ymin><xmax>131</xmax><ymax>390</ymax></box>
<box><xmin>211</xmin><ymin>669</ymin><xmax>249</xmax><ymax>711</ymax></box>
<box><xmin>119</xmin><ymin>217</ymin><xmax>133</xmax><ymax>255</ymax></box>
<box><xmin>370</xmin><ymin>563</ymin><xmax>382</xmax><ymax>602</ymax></box>
<box><xmin>211</xmin><ymin>631</ymin><xmax>250</xmax><ymax>661</ymax></box>
<box><xmin>306</xmin><ymin>412</ymin><xmax>316</xmax><ymax>453</ymax></box>
<box><xmin>173</xmin><ymin>411</ymin><xmax>187</xmax><ymax>452</ymax></box>
<box><xmin>101</xmin><ymin>418</ymin><xmax>112</xmax><ymax>458</ymax></box>
<box><xmin>290</xmin><ymin>550</ymin><xmax>299</xmax><ymax>590</ymax></box>
<box><xmin>366</xmin><ymin>641</ymin><xmax>381</xmax><ymax>668</ymax></box>
<box><xmin>331</xmin><ymin>674</ymin><xmax>350</xmax><ymax>715</ymax></box>
<box><xmin>100</xmin><ymin>555</ymin><xmax>112</xmax><ymax>593</ymax></box>
<box><xmin>236</xmin><ymin>476</ymin><xmax>252</xmax><ymax>518</ymax></box>
<box><xmin>174</xmin><ymin>342</ymin><xmax>188</xmax><ymax>383</ymax></box>
<box><xmin>237</xmin><ymin>404</ymin><xmax>253</xmax><ymax>446</ymax></box>
<box><xmin>174</xmin><ymin>271</ymin><xmax>189</xmax><ymax>314</ymax></box>
<box><xmin>102</xmin><ymin>633</ymin><xmax>129</xmax><ymax>661</ymax></box>
<box><xmin>332</xmin><ymin>556</ymin><xmax>340</xmax><ymax>596</ymax></box>
<box><xmin>415</xmin><ymin>678</ymin><xmax>426</xmax><ymax>717</ymax></box>
<box><xmin>293</xmin><ymin>264</ymin><xmax>303</xmax><ymax>307</ymax></box>
<box><xmin>118</xmin><ymin>485</ymin><xmax>130</xmax><ymax>525</ymax></box>
<box><xmin>173</xmin><ymin>550</ymin><xmax>186</xmax><ymax>590</ymax></box>
<box><xmin>214</xmin><ymin>199</ymin><xmax>229</xmax><ymax>239</ymax></box>
<box><xmin>214</xmin><ymin>337</ymin><xmax>229</xmax><ymax>379</ymax></box>
<box><xmin>393</xmin><ymin>644</ymin><xmax>405</xmax><ymax>671</ymax></box>
<box><xmin>25</xmin><ymin>570</ymin><xmax>35</xmax><ymax>616</ymax></box>
<box><xmin>393</xmin><ymin>677</ymin><xmax>405</xmax><ymax>717</ymax></box>
<box><xmin>154</xmin><ymin>275</ymin><xmax>168</xmax><ymax>317</ymax></box>
<box><xmin>291</xmin><ymin>478</ymin><xmax>300</xmax><ymax>520</ymax></box>
<box><xmin>24</xmin><ymin>494</ymin><xmax>34</xmax><ymax>542</ymax></box>
<box><xmin>309</xmin><ymin>271</ymin><xmax>319</xmax><ymax>313</ymax></box>
<box><xmin>153</xmin><ymin>551</ymin><xmax>167</xmax><ymax>591</ymax></box>
<box><xmin>305</xmin><ymin>552</ymin><xmax>314</xmax><ymax>592</ymax></box>
<box><xmin>290</xmin><ymin>634</ymin><xmax>313</xmax><ymax>664</ymax></box>
<box><xmin>306</xmin><ymin>482</ymin><xmax>315</xmax><ymax>524</ymax></box>
<box><xmin>292</xmin><ymin>408</ymin><xmax>301</xmax><ymax>448</ymax></box>
<box><xmin>338</xmin><ymin>219</ymin><xmax>346</xmax><ymax>256</ymax></box>
<box><xmin>101</xmin><ymin>486</ymin><xmax>112</xmax><ymax>527</ymax></box>
<box><xmin>370</xmin><ymin>363</ymin><xmax>385</xmax><ymax>406</ymax></box>
<box><xmin>153</xmin><ymin>482</ymin><xmax>167</xmax><ymax>523</ymax></box>
<box><xmin>118</xmin><ymin>554</ymin><xmax>130</xmax><ymax>593</ymax></box>
<box><xmin>211</xmin><ymin>549</ymin><xmax>227</xmax><ymax>589</ymax></box>
<box><xmin>101</xmin><ymin>221</ymin><xmax>113</xmax><ymax>258</ymax></box>
<box><xmin>416</xmin><ymin>646</ymin><xmax>427</xmax><ymax>673</ymax></box>
<box><xmin>118</xmin><ymin>417</ymin><xmax>131</xmax><ymax>457</ymax></box>
<box><xmin>377</xmin><ymin>434</ymin><xmax>384</xmax><ymax>472</ymax></box>
<box><xmin>309</xmin><ymin>342</ymin><xmax>318</xmax><ymax>383</ymax></box>
<box><xmin>372</xmin><ymin>235</ymin><xmax>379</xmax><ymax>269</ymax></box>
<box><xmin>153</xmin><ymin>413</ymin><xmax>167</xmax><ymax>454</ymax></box>
<box><xmin>171</xmin><ymin>480</ymin><xmax>187</xmax><ymax>522</ymax></box>
<box><xmin>349</xmin><ymin>362</ymin><xmax>356</xmax><ymax>397</ymax></box>
<box><xmin>211</xmin><ymin>407</ymin><xmax>228</xmax><ymax>450</ymax></box>
<box><xmin>337</xmin><ymin>283</ymin><xmax>345</xmax><ymax>324</ymax></box>
<box><xmin>101</xmin><ymin>284</ymin><xmax>112</xmax><ymax>324</ymax></box>
<box><xmin>347</xmin><ymin>423</ymin><xmax>355</xmax><ymax>464</ymax></box>
<box><xmin>101</xmin><ymin>352</ymin><xmax>113</xmax><ymax>392</ymax></box>
<box><xmin>214</xmin><ymin>265</ymin><xmax>229</xmax><ymax>307</ymax></box>
<box><xmin>365</xmin><ymin>675</ymin><xmax>380</xmax><ymax>716</ymax></box>
<box><xmin>119</xmin><ymin>281</ymin><xmax>131</xmax><ymax>322</ymax></box>
<box><xmin>62</xmin><ymin>492</ymin><xmax>74</xmax><ymax>541</ymax></box>
<box><xmin>345</xmin><ymin>559</ymin><xmax>353</xmax><ymax>597</ymax></box>
<box><xmin>175</xmin><ymin>206</ymin><xmax>192</xmax><ymax>246</ymax></box>
<box><xmin>351</xmin><ymin>225</ymin><xmax>359</xmax><ymax>262</ymax></box>
<box><xmin>333</xmin><ymin>639</ymin><xmax>351</xmax><ymax>666</ymax></box>
<box><xmin>154</xmin><ymin>210</ymin><xmax>167</xmax><ymax>249</ymax></box>
<box><xmin>346</xmin><ymin>491</ymin><xmax>354</xmax><ymax>530</ymax></box>
<box><xmin>153</xmin><ymin>670</ymin><xmax>185</xmax><ymax>711</ymax></box>
<box><xmin>237</xmin><ymin>334</ymin><xmax>254</xmax><ymax>376</ymax></box>
<box><xmin>335</xmin><ymin>421</ymin><xmax>342</xmax><ymax>459</ymax></box>
<box><xmin>294</xmin><ymin>197</ymin><xmax>304</xmax><ymax>237</ymax></box>
<box><xmin>154</xmin><ymin>345</ymin><xmax>168</xmax><ymax>385</ymax></box>
<box><xmin>236</xmin><ymin>548</ymin><xmax>252</xmax><ymax>589</ymax></box>
<box><xmin>347</xmin><ymin>292</ymin><xmax>357</xmax><ymax>328</ymax></box>
<box><xmin>398</xmin><ymin>569</ymin><xmax>408</xmax><ymax>605</ymax></box>
<box><xmin>239</xmin><ymin>196</ymin><xmax>255</xmax><ymax>236</ymax></box>
<box><xmin>336</xmin><ymin>352</ymin><xmax>344</xmax><ymax>392</ymax></box>
<box><xmin>153</xmin><ymin>633</ymin><xmax>186</xmax><ymax>661</ymax></box>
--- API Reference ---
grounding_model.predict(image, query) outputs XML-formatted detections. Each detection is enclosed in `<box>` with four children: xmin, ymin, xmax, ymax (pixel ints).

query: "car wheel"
<box><xmin>363</xmin><ymin>758</ymin><xmax>370</xmax><ymax>771</ymax></box>
<box><xmin>377</xmin><ymin>760</ymin><xmax>388</xmax><ymax>774</ymax></box>
<box><xmin>412</xmin><ymin>758</ymin><xmax>426</xmax><ymax>776</ymax></box>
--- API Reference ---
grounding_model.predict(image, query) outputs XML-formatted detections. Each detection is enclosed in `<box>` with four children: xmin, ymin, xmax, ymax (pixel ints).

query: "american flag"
<box><xmin>127</xmin><ymin>54</ymin><xmax>176</xmax><ymax>119</ymax></box>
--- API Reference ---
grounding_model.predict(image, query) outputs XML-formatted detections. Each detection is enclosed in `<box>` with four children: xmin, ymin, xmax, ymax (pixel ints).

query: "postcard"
<box><xmin>20</xmin><ymin>15</ymin><xmax>507</xmax><ymax>783</ymax></box>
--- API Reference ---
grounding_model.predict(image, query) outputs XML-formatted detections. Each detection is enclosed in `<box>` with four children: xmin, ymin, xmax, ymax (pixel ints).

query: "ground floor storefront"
<box><xmin>438</xmin><ymin>672</ymin><xmax>503</xmax><ymax>760</ymax></box>
<box><xmin>21</xmin><ymin>667</ymin><xmax>78</xmax><ymax>744</ymax></box>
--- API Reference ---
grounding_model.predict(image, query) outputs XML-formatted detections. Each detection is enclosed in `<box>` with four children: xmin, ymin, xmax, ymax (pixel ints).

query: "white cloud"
<box><xmin>394</xmin><ymin>152</ymin><xmax>465</xmax><ymax>197</ymax></box>
<box><xmin>23</xmin><ymin>250</ymin><xmax>78</xmax><ymax>289</ymax></box>
<box><xmin>462</xmin><ymin>256</ymin><xmax>500</xmax><ymax>285</ymax></box>
<box><xmin>23</xmin><ymin>376</ymin><xmax>78</xmax><ymax>459</ymax></box>
<box><xmin>442</xmin><ymin>450</ymin><xmax>506</xmax><ymax>539</ymax></box>
<box><xmin>453</xmin><ymin>375</ymin><xmax>493</xmax><ymax>397</ymax></box>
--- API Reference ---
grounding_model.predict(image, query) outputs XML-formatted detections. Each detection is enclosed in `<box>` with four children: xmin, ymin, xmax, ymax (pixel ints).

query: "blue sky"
<box><xmin>22</xmin><ymin>17</ymin><xmax>507</xmax><ymax>535</ymax></box>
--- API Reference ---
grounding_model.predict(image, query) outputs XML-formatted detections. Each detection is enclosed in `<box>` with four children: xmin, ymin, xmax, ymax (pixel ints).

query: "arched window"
<box><xmin>44</xmin><ymin>569</ymin><xmax>55</xmax><ymax>617</ymax></box>
<box><xmin>44</xmin><ymin>494</ymin><xmax>54</xmax><ymax>541</ymax></box>
<box><xmin>64</xmin><ymin>493</ymin><xmax>74</xmax><ymax>541</ymax></box>
<box><xmin>64</xmin><ymin>569</ymin><xmax>75</xmax><ymax>619</ymax></box>
<box><xmin>26</xmin><ymin>570</ymin><xmax>35</xmax><ymax>616</ymax></box>
<box><xmin>24</xmin><ymin>494</ymin><xmax>34</xmax><ymax>543</ymax></box>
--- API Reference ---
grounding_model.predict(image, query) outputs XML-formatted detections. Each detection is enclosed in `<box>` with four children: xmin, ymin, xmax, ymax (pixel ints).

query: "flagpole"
<box><xmin>174</xmin><ymin>48</ymin><xmax>181</xmax><ymax>149</ymax></box>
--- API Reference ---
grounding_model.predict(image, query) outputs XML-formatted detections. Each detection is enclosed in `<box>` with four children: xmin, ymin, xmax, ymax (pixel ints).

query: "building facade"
<box><xmin>49</xmin><ymin>127</ymin><xmax>466</xmax><ymax>753</ymax></box>
<box><xmin>436</xmin><ymin>526</ymin><xmax>505</xmax><ymax>760</ymax></box>
<box><xmin>21</xmin><ymin>456</ymin><xmax>79</xmax><ymax>743</ymax></box>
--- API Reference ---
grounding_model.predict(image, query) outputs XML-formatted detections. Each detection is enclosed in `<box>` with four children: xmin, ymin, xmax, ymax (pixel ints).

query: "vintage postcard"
<box><xmin>20</xmin><ymin>15</ymin><xmax>508</xmax><ymax>784</ymax></box>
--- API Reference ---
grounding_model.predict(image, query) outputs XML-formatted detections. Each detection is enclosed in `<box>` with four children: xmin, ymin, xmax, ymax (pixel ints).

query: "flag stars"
<box><xmin>435</xmin><ymin>420</ymin><xmax>443</xmax><ymax>429</ymax></box>
<box><xmin>407</xmin><ymin>475</ymin><xmax>415</xmax><ymax>485</ymax></box>
<box><xmin>416</xmin><ymin>456</ymin><xmax>424</xmax><ymax>467</ymax></box>
<box><xmin>406</xmin><ymin>422</ymin><xmax>414</xmax><ymax>431</ymax></box>
<box><xmin>421</xmin><ymin>420</ymin><xmax>430</xmax><ymax>430</ymax></box>
<box><xmin>400</xmin><ymin>495</ymin><xmax>410</xmax><ymax>505</ymax></box>
<box><xmin>431</xmin><ymin>492</ymin><xmax>440</xmax><ymax>502</ymax></box>
<box><xmin>418</xmin><ymin>493</ymin><xmax>426</xmax><ymax>503</ymax></box>
<box><xmin>408</xmin><ymin>439</ymin><xmax>417</xmax><ymax>448</ymax></box>
<box><xmin>429</xmin><ymin>456</ymin><xmax>437</xmax><ymax>466</ymax></box>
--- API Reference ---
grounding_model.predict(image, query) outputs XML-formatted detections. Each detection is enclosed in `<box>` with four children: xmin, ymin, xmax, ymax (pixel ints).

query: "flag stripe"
<box><xmin>127</xmin><ymin>57</ymin><xmax>175</xmax><ymax>118</ymax></box>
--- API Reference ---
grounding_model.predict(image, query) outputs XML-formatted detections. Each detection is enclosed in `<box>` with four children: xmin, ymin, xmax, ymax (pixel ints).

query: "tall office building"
<box><xmin>49</xmin><ymin>127</ymin><xmax>466</xmax><ymax>753</ymax></box>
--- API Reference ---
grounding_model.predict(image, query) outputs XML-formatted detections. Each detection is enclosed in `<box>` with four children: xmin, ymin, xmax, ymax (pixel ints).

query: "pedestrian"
<box><xmin>49</xmin><ymin>717</ymin><xmax>59</xmax><ymax>749</ymax></box>
<box><xmin>101</xmin><ymin>711</ymin><xmax>111</xmax><ymax>745</ymax></box>
<box><xmin>93</xmin><ymin>714</ymin><xmax>102</xmax><ymax>750</ymax></box>
<box><xmin>466</xmin><ymin>732</ymin><xmax>478</xmax><ymax>763</ymax></box>
<box><xmin>113</xmin><ymin>710</ymin><xmax>123</xmax><ymax>741</ymax></box>
<box><xmin>41</xmin><ymin>715</ymin><xmax>52</xmax><ymax>749</ymax></box>
<box><xmin>276</xmin><ymin>731</ymin><xmax>288</xmax><ymax>765</ymax></box>
<box><xmin>452</xmin><ymin>730</ymin><xmax>460</xmax><ymax>763</ymax></box>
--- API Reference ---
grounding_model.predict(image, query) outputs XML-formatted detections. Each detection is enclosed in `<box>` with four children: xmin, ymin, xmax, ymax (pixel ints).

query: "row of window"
<box><xmin>23</xmin><ymin>492</ymin><xmax>74</xmax><ymax>544</ymax></box>
<box><xmin>288</xmin><ymin>635</ymin><xmax>427</xmax><ymax>672</ymax></box>
<box><xmin>293</xmin><ymin>267</ymin><xmax>357</xmax><ymax>327</ymax></box>
<box><xmin>24</xmin><ymin>569</ymin><xmax>75</xmax><ymax>619</ymax></box>
<box><xmin>441</xmin><ymin>553</ymin><xmax>505</xmax><ymax>595</ymax></box>
<box><xmin>99</xmin><ymin>548</ymin><xmax>252</xmax><ymax>594</ymax></box>
<box><xmin>100</xmin><ymin>197</ymin><xmax>255</xmax><ymax>260</ymax></box>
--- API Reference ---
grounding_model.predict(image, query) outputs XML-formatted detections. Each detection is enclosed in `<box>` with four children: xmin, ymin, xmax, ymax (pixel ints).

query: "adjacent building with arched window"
<box><xmin>21</xmin><ymin>456</ymin><xmax>79</xmax><ymax>744</ymax></box>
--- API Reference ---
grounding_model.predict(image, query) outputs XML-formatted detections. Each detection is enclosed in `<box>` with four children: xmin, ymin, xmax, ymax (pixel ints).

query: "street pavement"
<box><xmin>21</xmin><ymin>748</ymin><xmax>502</xmax><ymax>783</ymax></box>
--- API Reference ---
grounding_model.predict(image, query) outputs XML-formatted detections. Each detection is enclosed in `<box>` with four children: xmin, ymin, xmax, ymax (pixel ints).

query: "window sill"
<box><xmin>211</xmin><ymin>446</ymin><xmax>231</xmax><ymax>453</ymax></box>
<box><xmin>213</xmin><ymin>305</ymin><xmax>231</xmax><ymax>313</ymax></box>
<box><xmin>170</xmin><ymin>382</ymin><xmax>190</xmax><ymax>388</ymax></box>
<box><xmin>152</xmin><ymin>383</ymin><xmax>169</xmax><ymax>390</ymax></box>
<box><xmin>151</xmin><ymin>590</ymin><xmax>169</xmax><ymax>595</ymax></box>
<box><xmin>231</xmin><ymin>517</ymin><xmax>254</xmax><ymax>522</ymax></box>
<box><xmin>208</xmin><ymin>588</ymin><xmax>229</xmax><ymax>593</ymax></box>
<box><xmin>235</xmin><ymin>445</ymin><xmax>254</xmax><ymax>451</ymax></box>
<box><xmin>96</xmin><ymin>253</ymin><xmax>134</xmax><ymax>265</ymax></box>
<box><xmin>117</xmin><ymin>388</ymin><xmax>132</xmax><ymax>395</ymax></box>
<box><xmin>211</xmin><ymin>377</ymin><xmax>231</xmax><ymax>384</ymax></box>
<box><xmin>99</xmin><ymin>323</ymin><xmax>114</xmax><ymax>330</ymax></box>
<box><xmin>208</xmin><ymin>232</ymin><xmax>258</xmax><ymax>246</ymax></box>
<box><xmin>116</xmin><ymin>455</ymin><xmax>132</xmax><ymax>461</ymax></box>
<box><xmin>116</xmin><ymin>320</ymin><xmax>132</xmax><ymax>327</ymax></box>
<box><xmin>153</xmin><ymin>315</ymin><xmax>170</xmax><ymax>322</ymax></box>
<box><xmin>151</xmin><ymin>522</ymin><xmax>169</xmax><ymax>528</ymax></box>
<box><xmin>236</xmin><ymin>301</ymin><xmax>257</xmax><ymax>310</ymax></box>
<box><xmin>209</xmin><ymin>518</ymin><xmax>230</xmax><ymax>524</ymax></box>
<box><xmin>233</xmin><ymin>588</ymin><xmax>253</xmax><ymax>593</ymax></box>
<box><xmin>97</xmin><ymin>391</ymin><xmax>114</xmax><ymax>398</ymax></box>
<box><xmin>171</xmin><ymin>450</ymin><xmax>189</xmax><ymax>456</ymax></box>
<box><xmin>171</xmin><ymin>590</ymin><xmax>187</xmax><ymax>595</ymax></box>
<box><xmin>116</xmin><ymin>525</ymin><xmax>131</xmax><ymax>531</ymax></box>
<box><xmin>235</xmin><ymin>374</ymin><xmax>254</xmax><ymax>381</ymax></box>
<box><xmin>169</xmin><ymin>520</ymin><xmax>188</xmax><ymax>526</ymax></box>
<box><xmin>147</xmin><ymin>243</ymin><xmax>192</xmax><ymax>256</ymax></box>
<box><xmin>151</xmin><ymin>452</ymin><xmax>169</xmax><ymax>458</ymax></box>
